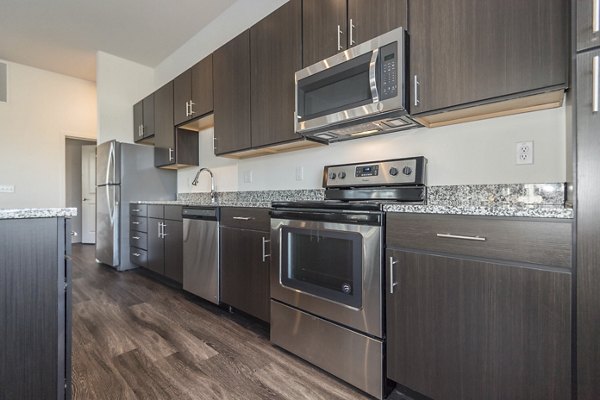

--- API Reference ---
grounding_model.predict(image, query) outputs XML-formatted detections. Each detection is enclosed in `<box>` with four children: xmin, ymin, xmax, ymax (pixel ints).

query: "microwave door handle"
<box><xmin>369</xmin><ymin>49</ymin><xmax>380</xmax><ymax>103</ymax></box>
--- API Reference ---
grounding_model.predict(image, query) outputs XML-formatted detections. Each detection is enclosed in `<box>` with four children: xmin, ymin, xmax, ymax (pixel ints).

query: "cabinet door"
<box><xmin>190</xmin><ymin>55</ymin><xmax>213</xmax><ymax>118</ymax></box>
<box><xmin>347</xmin><ymin>0</ymin><xmax>407</xmax><ymax>47</ymax></box>
<box><xmin>577</xmin><ymin>0</ymin><xmax>600</xmax><ymax>51</ymax></box>
<box><xmin>577</xmin><ymin>49</ymin><xmax>600</xmax><ymax>400</ymax></box>
<box><xmin>251</xmin><ymin>0</ymin><xmax>302</xmax><ymax>148</ymax></box>
<box><xmin>154</xmin><ymin>82</ymin><xmax>175</xmax><ymax>167</ymax></box>
<box><xmin>147</xmin><ymin>218</ymin><xmax>165</xmax><ymax>275</ymax></box>
<box><xmin>142</xmin><ymin>93</ymin><xmax>155</xmax><ymax>138</ymax></box>
<box><xmin>213</xmin><ymin>30</ymin><xmax>252</xmax><ymax>155</ymax></box>
<box><xmin>386</xmin><ymin>249</ymin><xmax>571</xmax><ymax>400</ymax></box>
<box><xmin>133</xmin><ymin>100</ymin><xmax>144</xmax><ymax>142</ymax></box>
<box><xmin>173</xmin><ymin>69</ymin><xmax>192</xmax><ymax>126</ymax></box>
<box><xmin>163</xmin><ymin>220</ymin><xmax>183</xmax><ymax>284</ymax></box>
<box><xmin>220</xmin><ymin>227</ymin><xmax>270</xmax><ymax>322</ymax></box>
<box><xmin>302</xmin><ymin>0</ymin><xmax>347</xmax><ymax>67</ymax></box>
<box><xmin>409</xmin><ymin>0</ymin><xmax>568</xmax><ymax>115</ymax></box>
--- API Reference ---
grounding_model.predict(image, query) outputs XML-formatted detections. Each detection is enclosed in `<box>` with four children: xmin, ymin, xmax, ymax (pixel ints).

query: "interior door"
<box><xmin>81</xmin><ymin>145</ymin><xmax>96</xmax><ymax>244</ymax></box>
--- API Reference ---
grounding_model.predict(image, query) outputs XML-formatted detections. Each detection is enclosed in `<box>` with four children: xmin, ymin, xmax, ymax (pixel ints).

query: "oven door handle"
<box><xmin>270</xmin><ymin>210</ymin><xmax>381</xmax><ymax>226</ymax></box>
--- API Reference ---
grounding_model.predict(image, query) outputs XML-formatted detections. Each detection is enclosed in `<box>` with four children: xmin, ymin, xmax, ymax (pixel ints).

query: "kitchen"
<box><xmin>0</xmin><ymin>0</ymin><xmax>597</xmax><ymax>399</ymax></box>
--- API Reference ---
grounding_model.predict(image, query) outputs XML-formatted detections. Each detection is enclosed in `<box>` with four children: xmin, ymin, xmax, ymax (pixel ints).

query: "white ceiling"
<box><xmin>0</xmin><ymin>0</ymin><xmax>237</xmax><ymax>81</ymax></box>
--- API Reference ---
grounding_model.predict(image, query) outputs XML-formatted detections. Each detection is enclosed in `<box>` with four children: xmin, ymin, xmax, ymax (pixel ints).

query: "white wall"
<box><xmin>96</xmin><ymin>51</ymin><xmax>154</xmax><ymax>144</ymax></box>
<box><xmin>0</xmin><ymin>60</ymin><xmax>97</xmax><ymax>208</ymax></box>
<box><xmin>178</xmin><ymin>105</ymin><xmax>566</xmax><ymax>193</ymax></box>
<box><xmin>97</xmin><ymin>0</ymin><xmax>568</xmax><ymax>195</ymax></box>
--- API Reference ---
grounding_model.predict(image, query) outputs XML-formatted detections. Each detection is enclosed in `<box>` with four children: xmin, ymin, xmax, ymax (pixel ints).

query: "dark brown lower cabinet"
<box><xmin>220</xmin><ymin>226</ymin><xmax>270</xmax><ymax>322</ymax></box>
<box><xmin>143</xmin><ymin>206</ymin><xmax>183</xmax><ymax>284</ymax></box>
<box><xmin>0</xmin><ymin>217</ymin><xmax>71</xmax><ymax>400</ymax></box>
<box><xmin>386</xmin><ymin>249</ymin><xmax>571</xmax><ymax>400</ymax></box>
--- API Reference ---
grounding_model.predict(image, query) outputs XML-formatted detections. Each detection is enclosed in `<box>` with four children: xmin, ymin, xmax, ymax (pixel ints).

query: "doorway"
<box><xmin>65</xmin><ymin>138</ymin><xmax>96</xmax><ymax>244</ymax></box>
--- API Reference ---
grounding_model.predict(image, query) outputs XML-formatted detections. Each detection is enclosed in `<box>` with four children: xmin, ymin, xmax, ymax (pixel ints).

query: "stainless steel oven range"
<box><xmin>270</xmin><ymin>156</ymin><xmax>427</xmax><ymax>399</ymax></box>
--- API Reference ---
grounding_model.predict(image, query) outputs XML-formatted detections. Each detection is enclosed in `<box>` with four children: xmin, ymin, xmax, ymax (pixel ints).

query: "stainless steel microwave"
<box><xmin>295</xmin><ymin>27</ymin><xmax>419</xmax><ymax>143</ymax></box>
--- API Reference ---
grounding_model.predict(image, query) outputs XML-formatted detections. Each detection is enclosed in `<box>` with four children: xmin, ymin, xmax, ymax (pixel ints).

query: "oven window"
<box><xmin>281</xmin><ymin>227</ymin><xmax>362</xmax><ymax>308</ymax></box>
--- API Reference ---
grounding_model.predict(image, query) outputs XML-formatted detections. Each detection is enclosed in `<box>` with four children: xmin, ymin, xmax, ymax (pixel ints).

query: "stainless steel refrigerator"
<box><xmin>95</xmin><ymin>140</ymin><xmax>177</xmax><ymax>271</ymax></box>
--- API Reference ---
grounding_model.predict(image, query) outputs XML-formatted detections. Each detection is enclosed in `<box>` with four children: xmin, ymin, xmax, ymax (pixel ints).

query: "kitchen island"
<box><xmin>0</xmin><ymin>208</ymin><xmax>75</xmax><ymax>400</ymax></box>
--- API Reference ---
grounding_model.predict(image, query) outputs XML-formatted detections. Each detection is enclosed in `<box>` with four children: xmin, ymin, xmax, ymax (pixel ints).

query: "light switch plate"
<box><xmin>243</xmin><ymin>170</ymin><xmax>253</xmax><ymax>184</ymax></box>
<box><xmin>0</xmin><ymin>184</ymin><xmax>15</xmax><ymax>193</ymax></box>
<box><xmin>296</xmin><ymin>166</ymin><xmax>304</xmax><ymax>181</ymax></box>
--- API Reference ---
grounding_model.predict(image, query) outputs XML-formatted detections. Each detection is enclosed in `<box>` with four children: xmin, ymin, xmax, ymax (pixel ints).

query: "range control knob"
<box><xmin>402</xmin><ymin>166</ymin><xmax>413</xmax><ymax>176</ymax></box>
<box><xmin>329</xmin><ymin>172</ymin><xmax>337</xmax><ymax>180</ymax></box>
<box><xmin>389</xmin><ymin>167</ymin><xmax>399</xmax><ymax>176</ymax></box>
<box><xmin>338</xmin><ymin>171</ymin><xmax>346</xmax><ymax>179</ymax></box>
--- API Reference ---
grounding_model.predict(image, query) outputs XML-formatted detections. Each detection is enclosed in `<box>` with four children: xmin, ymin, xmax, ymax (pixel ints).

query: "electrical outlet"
<box><xmin>243</xmin><ymin>170</ymin><xmax>253</xmax><ymax>184</ymax></box>
<box><xmin>0</xmin><ymin>184</ymin><xmax>14</xmax><ymax>193</ymax></box>
<box><xmin>516</xmin><ymin>141</ymin><xmax>534</xmax><ymax>165</ymax></box>
<box><xmin>296</xmin><ymin>166</ymin><xmax>304</xmax><ymax>181</ymax></box>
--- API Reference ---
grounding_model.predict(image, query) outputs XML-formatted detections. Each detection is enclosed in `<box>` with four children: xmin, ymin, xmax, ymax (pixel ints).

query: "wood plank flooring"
<box><xmin>71</xmin><ymin>244</ymin><xmax>370</xmax><ymax>400</ymax></box>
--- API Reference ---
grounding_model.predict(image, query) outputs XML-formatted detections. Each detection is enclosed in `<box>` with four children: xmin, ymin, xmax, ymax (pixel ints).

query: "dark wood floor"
<box><xmin>71</xmin><ymin>244</ymin><xmax>370</xmax><ymax>400</ymax></box>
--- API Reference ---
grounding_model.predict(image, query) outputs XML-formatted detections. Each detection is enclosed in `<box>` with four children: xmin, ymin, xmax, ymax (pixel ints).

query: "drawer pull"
<box><xmin>132</xmin><ymin>236</ymin><xmax>140</xmax><ymax>240</ymax></box>
<box><xmin>436</xmin><ymin>233</ymin><xmax>487</xmax><ymax>242</ymax></box>
<box><xmin>389</xmin><ymin>256</ymin><xmax>399</xmax><ymax>294</ymax></box>
<box><xmin>232</xmin><ymin>216</ymin><xmax>253</xmax><ymax>221</ymax></box>
<box><xmin>132</xmin><ymin>252</ymin><xmax>141</xmax><ymax>257</ymax></box>
<box><xmin>132</xmin><ymin>221</ymin><xmax>140</xmax><ymax>225</ymax></box>
<box><xmin>132</xmin><ymin>208</ymin><xmax>141</xmax><ymax>212</ymax></box>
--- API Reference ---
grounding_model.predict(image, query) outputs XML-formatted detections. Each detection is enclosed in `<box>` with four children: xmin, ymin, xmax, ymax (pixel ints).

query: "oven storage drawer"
<box><xmin>386</xmin><ymin>213</ymin><xmax>572</xmax><ymax>268</ymax></box>
<box><xmin>271</xmin><ymin>300</ymin><xmax>384</xmax><ymax>399</ymax></box>
<box><xmin>221</xmin><ymin>207</ymin><xmax>270</xmax><ymax>231</ymax></box>
<box><xmin>130</xmin><ymin>247</ymin><xmax>147</xmax><ymax>267</ymax></box>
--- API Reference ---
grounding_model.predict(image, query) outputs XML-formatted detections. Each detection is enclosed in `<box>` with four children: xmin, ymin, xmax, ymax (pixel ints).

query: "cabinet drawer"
<box><xmin>221</xmin><ymin>207</ymin><xmax>270</xmax><ymax>231</ymax></box>
<box><xmin>130</xmin><ymin>231</ymin><xmax>148</xmax><ymax>250</ymax></box>
<box><xmin>130</xmin><ymin>216</ymin><xmax>147</xmax><ymax>233</ymax></box>
<box><xmin>130</xmin><ymin>247</ymin><xmax>147</xmax><ymax>267</ymax></box>
<box><xmin>148</xmin><ymin>205</ymin><xmax>164</xmax><ymax>219</ymax></box>
<box><xmin>386</xmin><ymin>213</ymin><xmax>572</xmax><ymax>268</ymax></box>
<box><xmin>129</xmin><ymin>204</ymin><xmax>147</xmax><ymax>217</ymax></box>
<box><xmin>164</xmin><ymin>205</ymin><xmax>183</xmax><ymax>221</ymax></box>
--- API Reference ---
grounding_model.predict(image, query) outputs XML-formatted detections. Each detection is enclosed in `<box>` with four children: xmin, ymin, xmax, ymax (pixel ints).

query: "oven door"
<box><xmin>270</xmin><ymin>211</ymin><xmax>383</xmax><ymax>338</ymax></box>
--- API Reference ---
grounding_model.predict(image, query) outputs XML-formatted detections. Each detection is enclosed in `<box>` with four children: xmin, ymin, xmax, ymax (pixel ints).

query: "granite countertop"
<box><xmin>383</xmin><ymin>203</ymin><xmax>573</xmax><ymax>219</ymax></box>
<box><xmin>0</xmin><ymin>208</ymin><xmax>77</xmax><ymax>220</ymax></box>
<box><xmin>133</xmin><ymin>184</ymin><xmax>574</xmax><ymax>219</ymax></box>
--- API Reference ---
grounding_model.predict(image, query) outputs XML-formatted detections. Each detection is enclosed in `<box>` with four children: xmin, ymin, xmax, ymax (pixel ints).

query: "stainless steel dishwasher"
<box><xmin>182</xmin><ymin>206</ymin><xmax>220</xmax><ymax>304</ymax></box>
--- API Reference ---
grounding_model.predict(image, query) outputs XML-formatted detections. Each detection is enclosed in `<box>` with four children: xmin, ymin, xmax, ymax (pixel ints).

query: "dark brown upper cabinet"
<box><xmin>213</xmin><ymin>30</ymin><xmax>252</xmax><ymax>155</ymax></box>
<box><xmin>409</xmin><ymin>0</ymin><xmax>568</xmax><ymax>120</ymax></box>
<box><xmin>154</xmin><ymin>81</ymin><xmax>199</xmax><ymax>169</ymax></box>
<box><xmin>173</xmin><ymin>55</ymin><xmax>214</xmax><ymax>126</ymax></box>
<box><xmin>577</xmin><ymin>0</ymin><xmax>600</xmax><ymax>51</ymax></box>
<box><xmin>250</xmin><ymin>0</ymin><xmax>303</xmax><ymax>148</ymax></box>
<box><xmin>302</xmin><ymin>0</ymin><xmax>407</xmax><ymax>67</ymax></box>
<box><xmin>133</xmin><ymin>93</ymin><xmax>155</xmax><ymax>143</ymax></box>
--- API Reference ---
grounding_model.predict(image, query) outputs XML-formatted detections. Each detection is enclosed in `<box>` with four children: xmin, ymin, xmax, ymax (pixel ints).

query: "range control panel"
<box><xmin>324</xmin><ymin>156</ymin><xmax>426</xmax><ymax>188</ymax></box>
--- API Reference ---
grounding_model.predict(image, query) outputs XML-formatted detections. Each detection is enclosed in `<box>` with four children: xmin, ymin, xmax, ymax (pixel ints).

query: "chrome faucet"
<box><xmin>192</xmin><ymin>168</ymin><xmax>216</xmax><ymax>203</ymax></box>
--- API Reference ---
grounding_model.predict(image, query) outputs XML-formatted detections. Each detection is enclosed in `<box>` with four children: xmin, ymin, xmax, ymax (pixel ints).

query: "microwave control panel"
<box><xmin>380</xmin><ymin>42</ymin><xmax>398</xmax><ymax>100</ymax></box>
<box><xmin>324</xmin><ymin>157</ymin><xmax>426</xmax><ymax>187</ymax></box>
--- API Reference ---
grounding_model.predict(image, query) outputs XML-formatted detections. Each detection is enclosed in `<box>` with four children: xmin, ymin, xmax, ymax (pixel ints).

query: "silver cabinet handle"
<box><xmin>189</xmin><ymin>100</ymin><xmax>196</xmax><ymax>115</ymax></box>
<box><xmin>158</xmin><ymin>222</ymin><xmax>163</xmax><ymax>238</ymax></box>
<box><xmin>389</xmin><ymin>256</ymin><xmax>398</xmax><ymax>294</ymax></box>
<box><xmin>213</xmin><ymin>136</ymin><xmax>217</xmax><ymax>152</ymax></box>
<box><xmin>168</xmin><ymin>148</ymin><xmax>174</xmax><ymax>161</ymax></box>
<box><xmin>413</xmin><ymin>75</ymin><xmax>420</xmax><ymax>107</ymax></box>
<box><xmin>232</xmin><ymin>216</ymin><xmax>253</xmax><ymax>220</ymax></box>
<box><xmin>337</xmin><ymin>25</ymin><xmax>343</xmax><ymax>51</ymax></box>
<box><xmin>132</xmin><ymin>221</ymin><xmax>140</xmax><ymax>225</ymax></box>
<box><xmin>349</xmin><ymin>19</ymin><xmax>356</xmax><ymax>46</ymax></box>
<box><xmin>132</xmin><ymin>236</ymin><xmax>140</xmax><ymax>240</ymax></box>
<box><xmin>436</xmin><ymin>233</ymin><xmax>487</xmax><ymax>241</ymax></box>
<box><xmin>594</xmin><ymin>0</ymin><xmax>599</xmax><ymax>33</ymax></box>
<box><xmin>185</xmin><ymin>101</ymin><xmax>189</xmax><ymax>117</ymax></box>
<box><xmin>138</xmin><ymin>125</ymin><xmax>143</xmax><ymax>137</ymax></box>
<box><xmin>161</xmin><ymin>222</ymin><xmax>168</xmax><ymax>238</ymax></box>
<box><xmin>132</xmin><ymin>252</ymin><xmax>141</xmax><ymax>257</ymax></box>
<box><xmin>262</xmin><ymin>237</ymin><xmax>271</xmax><ymax>262</ymax></box>
<box><xmin>132</xmin><ymin>208</ymin><xmax>141</xmax><ymax>212</ymax></box>
<box><xmin>593</xmin><ymin>55</ymin><xmax>599</xmax><ymax>113</ymax></box>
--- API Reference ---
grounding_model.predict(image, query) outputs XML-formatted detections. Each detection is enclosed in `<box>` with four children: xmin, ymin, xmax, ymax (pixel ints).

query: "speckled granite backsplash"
<box><xmin>427</xmin><ymin>183</ymin><xmax>566</xmax><ymax>206</ymax></box>
<box><xmin>178</xmin><ymin>189</ymin><xmax>325</xmax><ymax>207</ymax></box>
